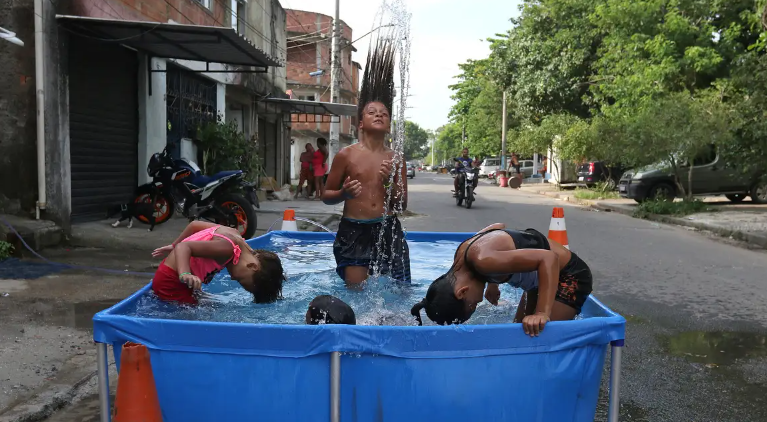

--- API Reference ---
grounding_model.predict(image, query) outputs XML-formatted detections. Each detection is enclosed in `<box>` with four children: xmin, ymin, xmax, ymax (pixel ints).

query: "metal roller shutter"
<box><xmin>69</xmin><ymin>37</ymin><xmax>139</xmax><ymax>222</ymax></box>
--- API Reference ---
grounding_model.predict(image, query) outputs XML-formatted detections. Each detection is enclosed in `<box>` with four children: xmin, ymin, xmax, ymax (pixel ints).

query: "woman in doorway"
<box><xmin>312</xmin><ymin>138</ymin><xmax>329</xmax><ymax>200</ymax></box>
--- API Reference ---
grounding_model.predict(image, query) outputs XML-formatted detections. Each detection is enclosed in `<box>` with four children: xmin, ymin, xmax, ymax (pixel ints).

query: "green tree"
<box><xmin>435</xmin><ymin>122</ymin><xmax>463</xmax><ymax>165</ymax></box>
<box><xmin>403</xmin><ymin>121</ymin><xmax>430</xmax><ymax>160</ymax></box>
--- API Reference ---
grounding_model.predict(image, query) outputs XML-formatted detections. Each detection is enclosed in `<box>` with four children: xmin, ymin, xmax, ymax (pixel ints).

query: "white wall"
<box><xmin>137</xmin><ymin>56</ymin><xmax>168</xmax><ymax>184</ymax></box>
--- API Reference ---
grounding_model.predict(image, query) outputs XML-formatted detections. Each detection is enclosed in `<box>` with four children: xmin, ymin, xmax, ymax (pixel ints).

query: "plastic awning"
<box><xmin>56</xmin><ymin>15</ymin><xmax>282</xmax><ymax>69</ymax></box>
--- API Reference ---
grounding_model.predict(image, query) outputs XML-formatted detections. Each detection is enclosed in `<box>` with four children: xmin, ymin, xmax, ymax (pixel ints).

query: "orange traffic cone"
<box><xmin>281</xmin><ymin>209</ymin><xmax>298</xmax><ymax>231</ymax></box>
<box><xmin>112</xmin><ymin>342</ymin><xmax>163</xmax><ymax>422</ymax></box>
<box><xmin>548</xmin><ymin>207</ymin><xmax>570</xmax><ymax>250</ymax></box>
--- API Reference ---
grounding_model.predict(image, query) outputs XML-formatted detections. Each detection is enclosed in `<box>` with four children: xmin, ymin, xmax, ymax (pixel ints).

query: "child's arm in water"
<box><xmin>322</xmin><ymin>149</ymin><xmax>362</xmax><ymax>205</ymax></box>
<box><xmin>152</xmin><ymin>221</ymin><xmax>219</xmax><ymax>258</ymax></box>
<box><xmin>472</xmin><ymin>248</ymin><xmax>560</xmax><ymax>336</ymax></box>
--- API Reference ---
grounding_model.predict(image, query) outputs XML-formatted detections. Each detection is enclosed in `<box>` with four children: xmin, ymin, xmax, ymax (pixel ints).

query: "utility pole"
<box><xmin>501</xmin><ymin>91</ymin><xmax>508</xmax><ymax>172</ymax></box>
<box><xmin>431</xmin><ymin>135</ymin><xmax>435</xmax><ymax>166</ymax></box>
<box><xmin>328</xmin><ymin>0</ymin><xmax>341</xmax><ymax>169</ymax></box>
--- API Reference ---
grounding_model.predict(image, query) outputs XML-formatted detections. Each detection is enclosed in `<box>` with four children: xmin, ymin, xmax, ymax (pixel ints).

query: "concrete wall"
<box><xmin>137</xmin><ymin>56</ymin><xmax>167</xmax><ymax>185</ymax></box>
<box><xmin>0</xmin><ymin>0</ymin><xmax>37</xmax><ymax>215</ymax></box>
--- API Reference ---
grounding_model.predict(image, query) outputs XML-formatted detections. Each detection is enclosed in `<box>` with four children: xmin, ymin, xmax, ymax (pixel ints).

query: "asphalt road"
<box><xmin>403</xmin><ymin>173</ymin><xmax>767</xmax><ymax>422</ymax></box>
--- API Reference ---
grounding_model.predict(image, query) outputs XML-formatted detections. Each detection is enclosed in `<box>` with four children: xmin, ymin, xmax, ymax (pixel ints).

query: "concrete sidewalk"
<box><xmin>516</xmin><ymin>184</ymin><xmax>767</xmax><ymax>249</ymax></box>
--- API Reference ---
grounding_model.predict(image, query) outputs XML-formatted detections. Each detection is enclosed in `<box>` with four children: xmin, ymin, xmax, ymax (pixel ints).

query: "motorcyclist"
<box><xmin>453</xmin><ymin>148</ymin><xmax>477</xmax><ymax>197</ymax></box>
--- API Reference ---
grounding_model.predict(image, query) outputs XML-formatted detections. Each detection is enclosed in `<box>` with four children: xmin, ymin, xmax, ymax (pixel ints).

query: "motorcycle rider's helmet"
<box><xmin>147</xmin><ymin>153</ymin><xmax>163</xmax><ymax>177</ymax></box>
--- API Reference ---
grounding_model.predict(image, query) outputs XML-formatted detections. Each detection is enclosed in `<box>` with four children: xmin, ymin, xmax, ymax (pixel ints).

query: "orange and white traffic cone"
<box><xmin>548</xmin><ymin>207</ymin><xmax>569</xmax><ymax>249</ymax></box>
<box><xmin>281</xmin><ymin>209</ymin><xmax>298</xmax><ymax>231</ymax></box>
<box><xmin>112</xmin><ymin>342</ymin><xmax>162</xmax><ymax>422</ymax></box>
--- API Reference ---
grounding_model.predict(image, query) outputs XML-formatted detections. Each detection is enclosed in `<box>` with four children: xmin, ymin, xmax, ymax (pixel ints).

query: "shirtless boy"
<box><xmin>322</xmin><ymin>37</ymin><xmax>411</xmax><ymax>285</ymax></box>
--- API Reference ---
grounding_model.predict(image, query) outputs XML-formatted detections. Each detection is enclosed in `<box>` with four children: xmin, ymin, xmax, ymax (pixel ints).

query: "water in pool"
<box><xmin>126</xmin><ymin>238</ymin><xmax>530</xmax><ymax>326</ymax></box>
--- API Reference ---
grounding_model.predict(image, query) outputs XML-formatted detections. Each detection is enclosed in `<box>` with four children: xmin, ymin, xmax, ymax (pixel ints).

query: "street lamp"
<box><xmin>0</xmin><ymin>27</ymin><xmax>24</xmax><ymax>46</ymax></box>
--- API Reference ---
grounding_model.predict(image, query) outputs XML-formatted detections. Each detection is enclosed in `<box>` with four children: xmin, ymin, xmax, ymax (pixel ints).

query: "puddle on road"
<box><xmin>664</xmin><ymin>331</ymin><xmax>767</xmax><ymax>366</ymax></box>
<box><xmin>72</xmin><ymin>300</ymin><xmax>122</xmax><ymax>329</ymax></box>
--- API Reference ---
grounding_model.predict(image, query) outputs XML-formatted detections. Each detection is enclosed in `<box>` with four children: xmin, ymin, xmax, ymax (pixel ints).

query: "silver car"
<box><xmin>407</xmin><ymin>165</ymin><xmax>416</xmax><ymax>179</ymax></box>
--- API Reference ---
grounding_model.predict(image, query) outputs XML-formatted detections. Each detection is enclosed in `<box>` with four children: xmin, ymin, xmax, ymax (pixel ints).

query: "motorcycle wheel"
<box><xmin>465</xmin><ymin>187</ymin><xmax>473</xmax><ymax>209</ymax></box>
<box><xmin>133</xmin><ymin>189</ymin><xmax>174</xmax><ymax>225</ymax></box>
<box><xmin>216</xmin><ymin>193</ymin><xmax>257</xmax><ymax>239</ymax></box>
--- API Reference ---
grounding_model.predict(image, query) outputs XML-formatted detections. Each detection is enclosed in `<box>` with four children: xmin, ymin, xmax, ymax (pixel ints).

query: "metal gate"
<box><xmin>69</xmin><ymin>36</ymin><xmax>139</xmax><ymax>222</ymax></box>
<box><xmin>166</xmin><ymin>66</ymin><xmax>217</xmax><ymax>160</ymax></box>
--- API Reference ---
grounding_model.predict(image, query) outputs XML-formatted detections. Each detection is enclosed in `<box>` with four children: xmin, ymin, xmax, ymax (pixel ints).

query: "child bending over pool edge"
<box><xmin>321</xmin><ymin>37</ymin><xmax>411</xmax><ymax>286</ymax></box>
<box><xmin>410</xmin><ymin>223</ymin><xmax>593</xmax><ymax>337</ymax></box>
<box><xmin>151</xmin><ymin>221</ymin><xmax>285</xmax><ymax>305</ymax></box>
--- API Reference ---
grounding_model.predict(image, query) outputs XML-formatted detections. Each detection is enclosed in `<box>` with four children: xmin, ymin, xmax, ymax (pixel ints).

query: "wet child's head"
<box><xmin>411</xmin><ymin>270</ymin><xmax>475</xmax><ymax>326</ymax></box>
<box><xmin>230</xmin><ymin>249</ymin><xmax>285</xmax><ymax>304</ymax></box>
<box><xmin>306</xmin><ymin>295</ymin><xmax>356</xmax><ymax>325</ymax></box>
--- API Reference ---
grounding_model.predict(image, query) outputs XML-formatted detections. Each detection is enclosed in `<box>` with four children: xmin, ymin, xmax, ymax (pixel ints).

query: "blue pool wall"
<box><xmin>94</xmin><ymin>231</ymin><xmax>626</xmax><ymax>422</ymax></box>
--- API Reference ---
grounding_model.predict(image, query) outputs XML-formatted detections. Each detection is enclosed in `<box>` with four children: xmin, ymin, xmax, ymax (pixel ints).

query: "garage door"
<box><xmin>69</xmin><ymin>36</ymin><xmax>139</xmax><ymax>222</ymax></box>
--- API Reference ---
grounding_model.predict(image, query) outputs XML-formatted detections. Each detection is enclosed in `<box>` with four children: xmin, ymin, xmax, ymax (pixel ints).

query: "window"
<box><xmin>299</xmin><ymin>95</ymin><xmax>316</xmax><ymax>102</ymax></box>
<box><xmin>231</xmin><ymin>0</ymin><xmax>246</xmax><ymax>33</ymax></box>
<box><xmin>193</xmin><ymin>0</ymin><xmax>211</xmax><ymax>9</ymax></box>
<box><xmin>692</xmin><ymin>144</ymin><xmax>717</xmax><ymax>166</ymax></box>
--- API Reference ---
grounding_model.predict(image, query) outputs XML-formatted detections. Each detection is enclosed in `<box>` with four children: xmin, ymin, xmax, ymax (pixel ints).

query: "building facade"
<box><xmin>284</xmin><ymin>9</ymin><xmax>360</xmax><ymax>181</ymax></box>
<box><xmin>0</xmin><ymin>0</ymin><xmax>288</xmax><ymax>230</ymax></box>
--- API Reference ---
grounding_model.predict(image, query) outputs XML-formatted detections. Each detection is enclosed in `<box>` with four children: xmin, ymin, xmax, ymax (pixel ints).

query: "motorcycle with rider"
<box><xmin>451</xmin><ymin>148</ymin><xmax>479</xmax><ymax>209</ymax></box>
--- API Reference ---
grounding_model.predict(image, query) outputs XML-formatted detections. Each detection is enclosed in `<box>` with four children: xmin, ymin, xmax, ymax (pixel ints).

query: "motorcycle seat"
<box><xmin>191</xmin><ymin>170</ymin><xmax>242</xmax><ymax>187</ymax></box>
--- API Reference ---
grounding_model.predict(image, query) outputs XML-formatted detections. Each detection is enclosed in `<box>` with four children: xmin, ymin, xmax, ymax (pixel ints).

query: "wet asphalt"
<box><xmin>403</xmin><ymin>174</ymin><xmax>767</xmax><ymax>421</ymax></box>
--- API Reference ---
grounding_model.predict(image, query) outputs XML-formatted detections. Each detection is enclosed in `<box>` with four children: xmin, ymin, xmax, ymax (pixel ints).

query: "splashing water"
<box><xmin>370</xmin><ymin>0</ymin><xmax>413</xmax><ymax>281</ymax></box>
<box><xmin>123</xmin><ymin>238</ymin><xmax>535</xmax><ymax>326</ymax></box>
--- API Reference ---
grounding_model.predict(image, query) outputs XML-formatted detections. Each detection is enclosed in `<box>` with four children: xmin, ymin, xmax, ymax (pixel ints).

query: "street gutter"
<box><xmin>527</xmin><ymin>188</ymin><xmax>767</xmax><ymax>249</ymax></box>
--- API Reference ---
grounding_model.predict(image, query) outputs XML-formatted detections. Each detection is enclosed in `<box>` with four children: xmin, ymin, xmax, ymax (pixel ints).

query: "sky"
<box><xmin>279</xmin><ymin>0</ymin><xmax>523</xmax><ymax>131</ymax></box>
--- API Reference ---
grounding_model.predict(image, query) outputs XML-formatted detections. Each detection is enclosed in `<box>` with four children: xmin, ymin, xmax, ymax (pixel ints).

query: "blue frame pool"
<box><xmin>93</xmin><ymin>231</ymin><xmax>626</xmax><ymax>422</ymax></box>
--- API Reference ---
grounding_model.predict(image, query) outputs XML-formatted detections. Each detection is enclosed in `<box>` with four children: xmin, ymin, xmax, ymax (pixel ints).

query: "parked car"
<box><xmin>577</xmin><ymin>161</ymin><xmax>626</xmax><ymax>189</ymax></box>
<box><xmin>407</xmin><ymin>164</ymin><xmax>416</xmax><ymax>179</ymax></box>
<box><xmin>480</xmin><ymin>157</ymin><xmax>512</xmax><ymax>178</ymax></box>
<box><xmin>618</xmin><ymin>145</ymin><xmax>767</xmax><ymax>204</ymax></box>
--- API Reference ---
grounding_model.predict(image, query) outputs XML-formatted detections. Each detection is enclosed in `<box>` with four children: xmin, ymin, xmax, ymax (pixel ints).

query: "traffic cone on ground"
<box><xmin>281</xmin><ymin>209</ymin><xmax>298</xmax><ymax>231</ymax></box>
<box><xmin>112</xmin><ymin>342</ymin><xmax>162</xmax><ymax>422</ymax></box>
<box><xmin>548</xmin><ymin>207</ymin><xmax>570</xmax><ymax>250</ymax></box>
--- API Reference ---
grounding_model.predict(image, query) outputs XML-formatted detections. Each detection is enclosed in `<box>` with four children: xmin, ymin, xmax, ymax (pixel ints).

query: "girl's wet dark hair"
<box><xmin>250</xmin><ymin>250</ymin><xmax>285</xmax><ymax>304</ymax></box>
<box><xmin>410</xmin><ymin>271</ymin><xmax>471</xmax><ymax>326</ymax></box>
<box><xmin>307</xmin><ymin>295</ymin><xmax>356</xmax><ymax>325</ymax></box>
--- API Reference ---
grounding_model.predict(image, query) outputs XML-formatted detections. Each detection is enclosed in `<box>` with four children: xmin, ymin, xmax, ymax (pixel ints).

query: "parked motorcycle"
<box><xmin>133</xmin><ymin>143</ymin><xmax>259</xmax><ymax>238</ymax></box>
<box><xmin>453</xmin><ymin>160</ymin><xmax>479</xmax><ymax>209</ymax></box>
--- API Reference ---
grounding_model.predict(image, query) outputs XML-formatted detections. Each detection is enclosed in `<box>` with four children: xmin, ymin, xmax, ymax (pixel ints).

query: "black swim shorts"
<box><xmin>332</xmin><ymin>216</ymin><xmax>411</xmax><ymax>283</ymax></box>
<box><xmin>529</xmin><ymin>251</ymin><xmax>593</xmax><ymax>313</ymax></box>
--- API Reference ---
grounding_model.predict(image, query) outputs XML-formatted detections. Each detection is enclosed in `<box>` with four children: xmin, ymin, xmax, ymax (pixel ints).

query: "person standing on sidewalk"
<box><xmin>312</xmin><ymin>138</ymin><xmax>329</xmax><ymax>200</ymax></box>
<box><xmin>295</xmin><ymin>143</ymin><xmax>315</xmax><ymax>199</ymax></box>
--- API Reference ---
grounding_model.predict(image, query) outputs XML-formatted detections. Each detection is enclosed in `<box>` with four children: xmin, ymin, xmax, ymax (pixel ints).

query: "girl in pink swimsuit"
<box><xmin>151</xmin><ymin>221</ymin><xmax>285</xmax><ymax>304</ymax></box>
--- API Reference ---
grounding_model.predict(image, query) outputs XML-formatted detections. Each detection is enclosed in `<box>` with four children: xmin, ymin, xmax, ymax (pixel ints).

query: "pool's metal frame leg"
<box><xmin>97</xmin><ymin>342</ymin><xmax>111</xmax><ymax>422</ymax></box>
<box><xmin>608</xmin><ymin>339</ymin><xmax>624</xmax><ymax>422</ymax></box>
<box><xmin>330</xmin><ymin>351</ymin><xmax>341</xmax><ymax>422</ymax></box>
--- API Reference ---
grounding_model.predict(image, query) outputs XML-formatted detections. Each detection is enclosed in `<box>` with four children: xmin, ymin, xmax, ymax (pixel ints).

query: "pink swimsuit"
<box><xmin>151</xmin><ymin>226</ymin><xmax>242</xmax><ymax>304</ymax></box>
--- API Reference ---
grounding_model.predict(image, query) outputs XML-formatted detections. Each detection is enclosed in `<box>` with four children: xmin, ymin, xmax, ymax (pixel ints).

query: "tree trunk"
<box><xmin>687</xmin><ymin>164</ymin><xmax>694</xmax><ymax>201</ymax></box>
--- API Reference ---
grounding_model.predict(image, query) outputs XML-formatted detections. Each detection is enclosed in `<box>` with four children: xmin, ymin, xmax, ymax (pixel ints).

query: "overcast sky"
<box><xmin>280</xmin><ymin>0</ymin><xmax>522</xmax><ymax>131</ymax></box>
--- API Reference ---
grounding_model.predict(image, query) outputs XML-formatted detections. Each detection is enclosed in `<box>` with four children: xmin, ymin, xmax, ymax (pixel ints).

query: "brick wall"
<box><xmin>72</xmin><ymin>0</ymin><xmax>228</xmax><ymax>26</ymax></box>
<box><xmin>285</xmin><ymin>8</ymin><xmax>359</xmax><ymax>139</ymax></box>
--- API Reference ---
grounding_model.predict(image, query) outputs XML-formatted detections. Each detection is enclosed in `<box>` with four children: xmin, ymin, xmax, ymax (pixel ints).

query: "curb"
<box><xmin>0</xmin><ymin>355</ymin><xmax>116</xmax><ymax>422</ymax></box>
<box><xmin>524</xmin><ymin>189</ymin><xmax>767</xmax><ymax>249</ymax></box>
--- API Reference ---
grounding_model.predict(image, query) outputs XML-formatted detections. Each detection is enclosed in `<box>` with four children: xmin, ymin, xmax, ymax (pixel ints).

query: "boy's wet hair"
<box><xmin>250</xmin><ymin>250</ymin><xmax>285</xmax><ymax>304</ymax></box>
<box><xmin>410</xmin><ymin>271</ymin><xmax>471</xmax><ymax>326</ymax></box>
<box><xmin>357</xmin><ymin>36</ymin><xmax>396</xmax><ymax>121</ymax></box>
<box><xmin>317</xmin><ymin>137</ymin><xmax>328</xmax><ymax>147</ymax></box>
<box><xmin>307</xmin><ymin>295</ymin><xmax>356</xmax><ymax>325</ymax></box>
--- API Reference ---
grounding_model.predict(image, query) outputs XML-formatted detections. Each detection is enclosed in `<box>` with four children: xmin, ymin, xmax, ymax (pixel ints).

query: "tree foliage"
<box><xmin>445</xmin><ymin>0</ymin><xmax>767</xmax><ymax>188</ymax></box>
<box><xmin>402</xmin><ymin>120</ymin><xmax>431</xmax><ymax>160</ymax></box>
